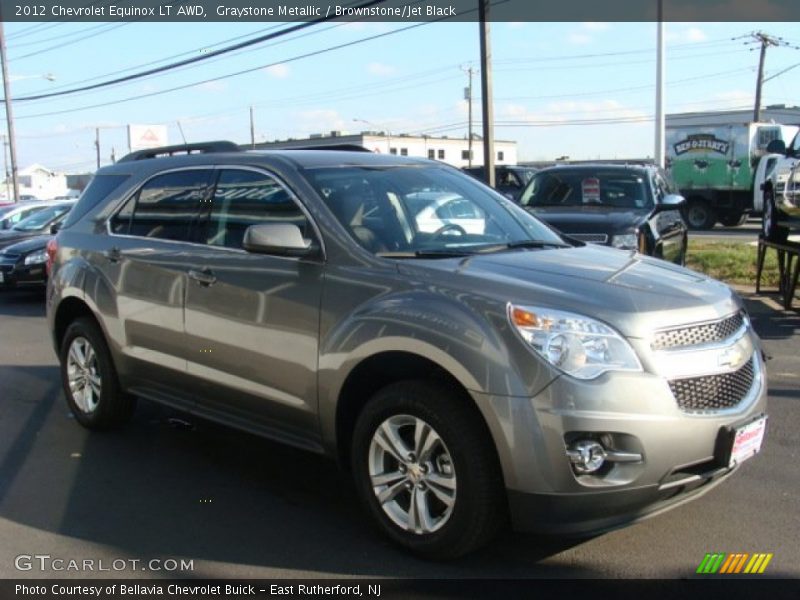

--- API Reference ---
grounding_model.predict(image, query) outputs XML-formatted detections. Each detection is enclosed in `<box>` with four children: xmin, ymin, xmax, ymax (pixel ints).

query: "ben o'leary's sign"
<box><xmin>673</xmin><ymin>134</ymin><xmax>730</xmax><ymax>156</ymax></box>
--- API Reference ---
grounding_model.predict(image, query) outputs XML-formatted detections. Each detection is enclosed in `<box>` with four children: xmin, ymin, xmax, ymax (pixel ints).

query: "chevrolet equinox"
<box><xmin>47</xmin><ymin>142</ymin><xmax>768</xmax><ymax>558</ymax></box>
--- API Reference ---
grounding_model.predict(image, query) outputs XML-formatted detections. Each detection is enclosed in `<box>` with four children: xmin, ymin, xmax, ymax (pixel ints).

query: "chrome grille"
<box><xmin>652</xmin><ymin>312</ymin><xmax>744</xmax><ymax>351</ymax></box>
<box><xmin>569</xmin><ymin>233</ymin><xmax>608</xmax><ymax>244</ymax></box>
<box><xmin>669</xmin><ymin>358</ymin><xmax>755</xmax><ymax>413</ymax></box>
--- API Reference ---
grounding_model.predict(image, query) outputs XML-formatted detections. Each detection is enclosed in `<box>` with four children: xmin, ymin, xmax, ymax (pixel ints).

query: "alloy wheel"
<box><xmin>66</xmin><ymin>336</ymin><xmax>102</xmax><ymax>413</ymax></box>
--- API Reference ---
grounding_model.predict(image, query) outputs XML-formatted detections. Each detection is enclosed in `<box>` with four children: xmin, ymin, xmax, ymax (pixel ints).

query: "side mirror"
<box><xmin>657</xmin><ymin>194</ymin><xmax>686</xmax><ymax>210</ymax></box>
<box><xmin>242</xmin><ymin>223</ymin><xmax>315</xmax><ymax>257</ymax></box>
<box><xmin>50</xmin><ymin>222</ymin><xmax>62</xmax><ymax>234</ymax></box>
<box><xmin>766</xmin><ymin>139</ymin><xmax>786</xmax><ymax>155</ymax></box>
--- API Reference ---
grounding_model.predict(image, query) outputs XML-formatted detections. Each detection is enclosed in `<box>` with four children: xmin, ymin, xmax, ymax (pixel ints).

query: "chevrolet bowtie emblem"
<box><xmin>718</xmin><ymin>346</ymin><xmax>746</xmax><ymax>369</ymax></box>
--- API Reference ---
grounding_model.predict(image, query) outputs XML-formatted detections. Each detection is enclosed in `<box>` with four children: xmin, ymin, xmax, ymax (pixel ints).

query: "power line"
<box><xmin>15</xmin><ymin>20</ymin><xmax>449</xmax><ymax>120</ymax></box>
<box><xmin>8</xmin><ymin>0</ymin><xmax>388</xmax><ymax>103</ymax></box>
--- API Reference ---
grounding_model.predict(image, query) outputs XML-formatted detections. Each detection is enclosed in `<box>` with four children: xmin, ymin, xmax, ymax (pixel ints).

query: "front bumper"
<box><xmin>471</xmin><ymin>342</ymin><xmax>768</xmax><ymax>535</ymax></box>
<box><xmin>0</xmin><ymin>261</ymin><xmax>47</xmax><ymax>288</ymax></box>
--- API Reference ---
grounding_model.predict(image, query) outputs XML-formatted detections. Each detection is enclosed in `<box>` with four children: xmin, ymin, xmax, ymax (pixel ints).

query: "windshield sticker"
<box><xmin>582</xmin><ymin>178</ymin><xmax>600</xmax><ymax>203</ymax></box>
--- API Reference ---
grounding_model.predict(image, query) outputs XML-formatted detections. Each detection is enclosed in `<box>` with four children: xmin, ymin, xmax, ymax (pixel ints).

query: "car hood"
<box><xmin>528</xmin><ymin>206</ymin><xmax>651</xmax><ymax>236</ymax></box>
<box><xmin>397</xmin><ymin>245</ymin><xmax>738</xmax><ymax>339</ymax></box>
<box><xmin>1</xmin><ymin>234</ymin><xmax>51</xmax><ymax>254</ymax></box>
<box><xmin>0</xmin><ymin>229</ymin><xmax>45</xmax><ymax>249</ymax></box>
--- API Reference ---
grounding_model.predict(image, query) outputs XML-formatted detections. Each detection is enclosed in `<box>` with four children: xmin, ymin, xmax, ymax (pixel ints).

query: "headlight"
<box><xmin>611</xmin><ymin>233</ymin><xmax>638</xmax><ymax>249</ymax></box>
<box><xmin>508</xmin><ymin>304</ymin><xmax>642</xmax><ymax>380</ymax></box>
<box><xmin>24</xmin><ymin>249</ymin><xmax>47</xmax><ymax>266</ymax></box>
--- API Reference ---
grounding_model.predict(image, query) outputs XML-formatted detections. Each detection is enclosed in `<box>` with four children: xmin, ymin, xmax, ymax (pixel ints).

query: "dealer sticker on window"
<box><xmin>581</xmin><ymin>178</ymin><xmax>600</xmax><ymax>203</ymax></box>
<box><xmin>729</xmin><ymin>416</ymin><xmax>767</xmax><ymax>468</ymax></box>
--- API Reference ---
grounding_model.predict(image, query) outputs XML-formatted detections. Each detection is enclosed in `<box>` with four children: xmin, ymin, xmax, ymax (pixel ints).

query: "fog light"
<box><xmin>567</xmin><ymin>440</ymin><xmax>607</xmax><ymax>474</ymax></box>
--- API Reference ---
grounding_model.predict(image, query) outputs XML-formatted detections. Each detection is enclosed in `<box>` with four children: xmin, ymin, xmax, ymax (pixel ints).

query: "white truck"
<box><xmin>666</xmin><ymin>111</ymin><xmax>799</xmax><ymax>230</ymax></box>
<box><xmin>759</xmin><ymin>129</ymin><xmax>800</xmax><ymax>241</ymax></box>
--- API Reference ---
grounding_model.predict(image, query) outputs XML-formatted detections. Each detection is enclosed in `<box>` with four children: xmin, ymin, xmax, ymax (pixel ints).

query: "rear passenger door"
<box><xmin>183</xmin><ymin>168</ymin><xmax>324</xmax><ymax>444</ymax></box>
<box><xmin>104</xmin><ymin>168</ymin><xmax>212</xmax><ymax>397</ymax></box>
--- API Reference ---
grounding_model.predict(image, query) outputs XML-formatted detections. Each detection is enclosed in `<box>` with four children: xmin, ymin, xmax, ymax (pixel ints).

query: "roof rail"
<box><xmin>283</xmin><ymin>144</ymin><xmax>372</xmax><ymax>152</ymax></box>
<box><xmin>118</xmin><ymin>141</ymin><xmax>241</xmax><ymax>163</ymax></box>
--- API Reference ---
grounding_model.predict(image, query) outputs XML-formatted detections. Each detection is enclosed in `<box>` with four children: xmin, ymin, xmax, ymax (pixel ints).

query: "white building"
<box><xmin>255</xmin><ymin>131</ymin><xmax>518</xmax><ymax>168</ymax></box>
<box><xmin>1</xmin><ymin>164</ymin><xmax>70</xmax><ymax>201</ymax></box>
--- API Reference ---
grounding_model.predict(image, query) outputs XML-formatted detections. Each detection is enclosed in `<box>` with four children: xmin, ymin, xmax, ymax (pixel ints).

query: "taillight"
<box><xmin>46</xmin><ymin>237</ymin><xmax>58</xmax><ymax>276</ymax></box>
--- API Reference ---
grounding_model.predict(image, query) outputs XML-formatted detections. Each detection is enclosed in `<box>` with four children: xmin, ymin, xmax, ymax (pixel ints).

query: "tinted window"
<box><xmin>113</xmin><ymin>170</ymin><xmax>209</xmax><ymax>240</ymax></box>
<box><xmin>62</xmin><ymin>174</ymin><xmax>130</xmax><ymax>229</ymax></box>
<box><xmin>520</xmin><ymin>169</ymin><xmax>652</xmax><ymax>209</ymax></box>
<box><xmin>202</xmin><ymin>169</ymin><xmax>312</xmax><ymax>249</ymax></box>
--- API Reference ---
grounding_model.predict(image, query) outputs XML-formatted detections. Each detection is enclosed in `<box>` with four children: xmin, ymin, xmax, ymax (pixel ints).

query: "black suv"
<box><xmin>517</xmin><ymin>164</ymin><xmax>688</xmax><ymax>265</ymax></box>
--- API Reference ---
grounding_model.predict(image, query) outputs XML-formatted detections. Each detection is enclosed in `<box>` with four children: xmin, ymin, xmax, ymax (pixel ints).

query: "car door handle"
<box><xmin>188</xmin><ymin>268</ymin><xmax>217</xmax><ymax>286</ymax></box>
<box><xmin>103</xmin><ymin>247</ymin><xmax>121</xmax><ymax>263</ymax></box>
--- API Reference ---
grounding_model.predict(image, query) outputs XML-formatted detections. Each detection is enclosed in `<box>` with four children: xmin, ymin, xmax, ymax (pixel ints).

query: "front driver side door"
<box><xmin>183</xmin><ymin>167</ymin><xmax>324</xmax><ymax>447</ymax></box>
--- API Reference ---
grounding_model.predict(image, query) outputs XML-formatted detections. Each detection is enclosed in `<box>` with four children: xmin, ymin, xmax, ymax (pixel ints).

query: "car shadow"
<box><xmin>0</xmin><ymin>375</ymin><xmax>594</xmax><ymax>578</ymax></box>
<box><xmin>0</xmin><ymin>287</ymin><xmax>46</xmax><ymax>317</ymax></box>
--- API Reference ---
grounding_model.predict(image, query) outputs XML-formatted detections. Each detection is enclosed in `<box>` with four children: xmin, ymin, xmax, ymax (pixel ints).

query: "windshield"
<box><xmin>520</xmin><ymin>169</ymin><xmax>653</xmax><ymax>210</ymax></box>
<box><xmin>303</xmin><ymin>165</ymin><xmax>565</xmax><ymax>256</ymax></box>
<box><xmin>13</xmin><ymin>204</ymin><xmax>72</xmax><ymax>231</ymax></box>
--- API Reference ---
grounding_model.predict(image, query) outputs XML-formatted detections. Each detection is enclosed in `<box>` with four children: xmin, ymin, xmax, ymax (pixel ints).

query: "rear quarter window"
<box><xmin>60</xmin><ymin>174</ymin><xmax>131</xmax><ymax>229</ymax></box>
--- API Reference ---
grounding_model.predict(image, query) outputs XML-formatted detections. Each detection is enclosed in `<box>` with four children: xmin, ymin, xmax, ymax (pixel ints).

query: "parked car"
<box><xmin>0</xmin><ymin>234</ymin><xmax>51</xmax><ymax>289</ymax></box>
<box><xmin>0</xmin><ymin>200</ymin><xmax>75</xmax><ymax>249</ymax></box>
<box><xmin>463</xmin><ymin>165</ymin><xmax>538</xmax><ymax>201</ymax></box>
<box><xmin>517</xmin><ymin>164</ymin><xmax>688</xmax><ymax>265</ymax></box>
<box><xmin>0</xmin><ymin>200</ymin><xmax>53</xmax><ymax>231</ymax></box>
<box><xmin>48</xmin><ymin>143</ymin><xmax>767</xmax><ymax>559</ymax></box>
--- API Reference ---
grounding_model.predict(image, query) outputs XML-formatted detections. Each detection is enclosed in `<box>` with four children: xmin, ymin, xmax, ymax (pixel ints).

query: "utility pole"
<box><xmin>250</xmin><ymin>106</ymin><xmax>256</xmax><ymax>149</ymax></box>
<box><xmin>0</xmin><ymin>22</ymin><xmax>19</xmax><ymax>203</ymax></box>
<box><xmin>751</xmin><ymin>32</ymin><xmax>780</xmax><ymax>122</ymax></box>
<box><xmin>95</xmin><ymin>128</ymin><xmax>101</xmax><ymax>169</ymax></box>
<box><xmin>462</xmin><ymin>65</ymin><xmax>475</xmax><ymax>167</ymax></box>
<box><xmin>654</xmin><ymin>0</ymin><xmax>665</xmax><ymax>168</ymax></box>
<box><xmin>478</xmin><ymin>0</ymin><xmax>495</xmax><ymax>187</ymax></box>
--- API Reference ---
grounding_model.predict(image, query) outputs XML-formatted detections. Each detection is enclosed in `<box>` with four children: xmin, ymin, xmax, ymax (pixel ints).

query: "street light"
<box><xmin>0</xmin><ymin>22</ymin><xmax>56</xmax><ymax>203</ymax></box>
<box><xmin>353</xmin><ymin>118</ymin><xmax>392</xmax><ymax>154</ymax></box>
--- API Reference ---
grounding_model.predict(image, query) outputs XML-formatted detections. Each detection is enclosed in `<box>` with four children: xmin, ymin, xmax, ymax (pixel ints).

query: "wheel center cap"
<box><xmin>407</xmin><ymin>463</ymin><xmax>422</xmax><ymax>483</ymax></box>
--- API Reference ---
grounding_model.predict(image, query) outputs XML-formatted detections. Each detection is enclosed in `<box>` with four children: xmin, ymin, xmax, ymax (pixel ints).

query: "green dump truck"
<box><xmin>666</xmin><ymin>112</ymin><xmax>799</xmax><ymax>229</ymax></box>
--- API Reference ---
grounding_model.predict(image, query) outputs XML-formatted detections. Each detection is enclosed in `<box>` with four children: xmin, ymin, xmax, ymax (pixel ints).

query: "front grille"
<box><xmin>0</xmin><ymin>253</ymin><xmax>20</xmax><ymax>264</ymax></box>
<box><xmin>652</xmin><ymin>312</ymin><xmax>744</xmax><ymax>351</ymax></box>
<box><xmin>569</xmin><ymin>233</ymin><xmax>608</xmax><ymax>244</ymax></box>
<box><xmin>669</xmin><ymin>358</ymin><xmax>755</xmax><ymax>412</ymax></box>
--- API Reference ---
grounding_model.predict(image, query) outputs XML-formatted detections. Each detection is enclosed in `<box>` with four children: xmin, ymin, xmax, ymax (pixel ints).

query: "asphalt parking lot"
<box><xmin>0</xmin><ymin>287</ymin><xmax>798</xmax><ymax>580</ymax></box>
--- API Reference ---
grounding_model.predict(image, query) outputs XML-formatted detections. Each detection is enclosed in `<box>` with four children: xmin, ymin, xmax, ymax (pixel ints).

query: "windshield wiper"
<box><xmin>469</xmin><ymin>240</ymin><xmax>571</xmax><ymax>254</ymax></box>
<box><xmin>377</xmin><ymin>249</ymin><xmax>477</xmax><ymax>259</ymax></box>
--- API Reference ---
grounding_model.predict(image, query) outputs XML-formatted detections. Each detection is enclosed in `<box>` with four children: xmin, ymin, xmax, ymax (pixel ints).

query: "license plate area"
<box><xmin>718</xmin><ymin>415</ymin><xmax>768</xmax><ymax>468</ymax></box>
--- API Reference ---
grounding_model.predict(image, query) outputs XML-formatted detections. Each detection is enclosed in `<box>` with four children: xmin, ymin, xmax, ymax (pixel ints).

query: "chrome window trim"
<box><xmin>104</xmin><ymin>164</ymin><xmax>326</xmax><ymax>262</ymax></box>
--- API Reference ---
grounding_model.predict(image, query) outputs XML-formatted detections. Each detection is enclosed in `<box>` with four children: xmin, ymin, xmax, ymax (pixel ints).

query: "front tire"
<box><xmin>762</xmin><ymin>187</ymin><xmax>782</xmax><ymax>241</ymax></box>
<box><xmin>60</xmin><ymin>317</ymin><xmax>135</xmax><ymax>430</ymax></box>
<box><xmin>351</xmin><ymin>380</ymin><xmax>505</xmax><ymax>559</ymax></box>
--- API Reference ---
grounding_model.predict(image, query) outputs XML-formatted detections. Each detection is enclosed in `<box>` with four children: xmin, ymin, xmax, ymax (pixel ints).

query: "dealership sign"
<box><xmin>128</xmin><ymin>124</ymin><xmax>168</xmax><ymax>152</ymax></box>
<box><xmin>673</xmin><ymin>134</ymin><xmax>730</xmax><ymax>156</ymax></box>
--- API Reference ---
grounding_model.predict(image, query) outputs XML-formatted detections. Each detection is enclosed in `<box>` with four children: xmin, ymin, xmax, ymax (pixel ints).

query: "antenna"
<box><xmin>177</xmin><ymin>121</ymin><xmax>188</xmax><ymax>146</ymax></box>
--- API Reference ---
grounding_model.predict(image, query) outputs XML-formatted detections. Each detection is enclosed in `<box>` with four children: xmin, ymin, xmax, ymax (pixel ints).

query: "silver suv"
<box><xmin>47</xmin><ymin>143</ymin><xmax>768</xmax><ymax>558</ymax></box>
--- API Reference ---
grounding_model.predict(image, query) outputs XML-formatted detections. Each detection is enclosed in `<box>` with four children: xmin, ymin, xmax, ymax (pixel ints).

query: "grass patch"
<box><xmin>686</xmin><ymin>240</ymin><xmax>780</xmax><ymax>288</ymax></box>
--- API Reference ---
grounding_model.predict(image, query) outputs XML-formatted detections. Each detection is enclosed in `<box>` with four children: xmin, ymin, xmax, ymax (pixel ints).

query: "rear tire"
<box><xmin>684</xmin><ymin>199</ymin><xmax>717</xmax><ymax>230</ymax></box>
<box><xmin>351</xmin><ymin>380</ymin><xmax>506</xmax><ymax>559</ymax></box>
<box><xmin>60</xmin><ymin>317</ymin><xmax>135</xmax><ymax>430</ymax></box>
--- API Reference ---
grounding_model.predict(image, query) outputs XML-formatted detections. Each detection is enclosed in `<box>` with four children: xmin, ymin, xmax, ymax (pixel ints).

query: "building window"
<box><xmin>400</xmin><ymin>148</ymin><xmax>408</xmax><ymax>156</ymax></box>
<box><xmin>428</xmin><ymin>149</ymin><xmax>435</xmax><ymax>159</ymax></box>
<box><xmin>497</xmin><ymin>151</ymin><xmax>505</xmax><ymax>161</ymax></box>
<box><xmin>389</xmin><ymin>148</ymin><xmax>397</xmax><ymax>155</ymax></box>
<box><xmin>437</xmin><ymin>149</ymin><xmax>445</xmax><ymax>159</ymax></box>
<box><xmin>461</xmin><ymin>150</ymin><xmax>472</xmax><ymax>160</ymax></box>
